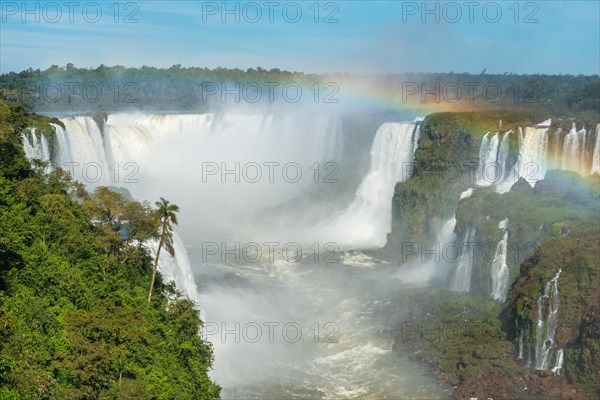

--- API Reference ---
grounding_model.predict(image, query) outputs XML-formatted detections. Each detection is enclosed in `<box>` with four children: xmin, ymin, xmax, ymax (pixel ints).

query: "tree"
<box><xmin>84</xmin><ymin>186</ymin><xmax>126</xmax><ymax>228</ymax></box>
<box><xmin>122</xmin><ymin>200</ymin><xmax>157</xmax><ymax>245</ymax></box>
<box><xmin>147</xmin><ymin>198</ymin><xmax>179</xmax><ymax>304</ymax></box>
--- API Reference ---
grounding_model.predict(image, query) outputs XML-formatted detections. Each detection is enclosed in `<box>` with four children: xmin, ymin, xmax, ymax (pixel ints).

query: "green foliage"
<box><xmin>455</xmin><ymin>170</ymin><xmax>599</xmax><ymax>297</ymax></box>
<box><xmin>148</xmin><ymin>198</ymin><xmax>180</xmax><ymax>304</ymax></box>
<box><xmin>393</xmin><ymin>291</ymin><xmax>523</xmax><ymax>386</ymax></box>
<box><xmin>0</xmin><ymin>100</ymin><xmax>220</xmax><ymax>399</ymax></box>
<box><xmin>1</xmin><ymin>65</ymin><xmax>598</xmax><ymax>115</ymax></box>
<box><xmin>388</xmin><ymin>109</ymin><xmax>599</xmax><ymax>397</ymax></box>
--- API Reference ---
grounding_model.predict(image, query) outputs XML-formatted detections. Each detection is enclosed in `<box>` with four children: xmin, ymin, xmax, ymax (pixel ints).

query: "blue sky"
<box><xmin>1</xmin><ymin>1</ymin><xmax>599</xmax><ymax>74</ymax></box>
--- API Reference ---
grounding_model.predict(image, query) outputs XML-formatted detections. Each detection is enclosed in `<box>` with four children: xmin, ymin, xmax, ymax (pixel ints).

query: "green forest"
<box><xmin>0</xmin><ymin>100</ymin><xmax>220</xmax><ymax>399</ymax></box>
<box><xmin>1</xmin><ymin>64</ymin><xmax>598</xmax><ymax>116</ymax></box>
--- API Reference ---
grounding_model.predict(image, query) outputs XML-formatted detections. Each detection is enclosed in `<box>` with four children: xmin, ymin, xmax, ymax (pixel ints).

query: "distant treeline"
<box><xmin>0</xmin><ymin>64</ymin><xmax>598</xmax><ymax>116</ymax></box>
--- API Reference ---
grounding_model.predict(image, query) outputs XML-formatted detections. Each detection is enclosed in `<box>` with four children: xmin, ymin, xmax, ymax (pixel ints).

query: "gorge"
<box><xmin>16</xmin><ymin>108</ymin><xmax>600</xmax><ymax>399</ymax></box>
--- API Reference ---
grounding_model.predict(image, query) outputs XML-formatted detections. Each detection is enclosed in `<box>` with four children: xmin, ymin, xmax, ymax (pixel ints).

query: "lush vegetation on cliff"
<box><xmin>0</xmin><ymin>100</ymin><xmax>220</xmax><ymax>398</ymax></box>
<box><xmin>386</xmin><ymin>110</ymin><xmax>544</xmax><ymax>260</ymax></box>
<box><xmin>389</xmin><ymin>109</ymin><xmax>600</xmax><ymax>399</ymax></box>
<box><xmin>393</xmin><ymin>170</ymin><xmax>600</xmax><ymax>398</ymax></box>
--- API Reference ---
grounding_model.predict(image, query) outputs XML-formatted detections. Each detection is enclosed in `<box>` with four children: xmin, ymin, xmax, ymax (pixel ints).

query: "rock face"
<box><xmin>452</xmin><ymin>368</ymin><xmax>595</xmax><ymax>400</ymax></box>
<box><xmin>386</xmin><ymin>110</ymin><xmax>544</xmax><ymax>261</ymax></box>
<box><xmin>388</xmin><ymin>111</ymin><xmax>600</xmax><ymax>399</ymax></box>
<box><xmin>508</xmin><ymin>226</ymin><xmax>600</xmax><ymax>395</ymax></box>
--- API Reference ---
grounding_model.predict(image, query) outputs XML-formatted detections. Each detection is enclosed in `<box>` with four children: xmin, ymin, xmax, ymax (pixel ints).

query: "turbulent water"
<box><xmin>24</xmin><ymin>112</ymin><xmax>448</xmax><ymax>399</ymax></box>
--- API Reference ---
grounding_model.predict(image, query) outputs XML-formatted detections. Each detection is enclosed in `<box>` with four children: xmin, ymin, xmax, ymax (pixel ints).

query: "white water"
<box><xmin>448</xmin><ymin>227</ymin><xmax>476</xmax><ymax>292</ymax></box>
<box><xmin>518</xmin><ymin>122</ymin><xmax>550</xmax><ymax>186</ymax></box>
<box><xmin>148</xmin><ymin>231</ymin><xmax>202</xmax><ymax>306</ymax></box>
<box><xmin>477</xmin><ymin>132</ymin><xmax>499</xmax><ymax>186</ymax></box>
<box><xmin>45</xmin><ymin>113</ymin><xmax>349</xmax><ymax>243</ymax></box>
<box><xmin>518</xmin><ymin>326</ymin><xmax>525</xmax><ymax>360</ymax></box>
<box><xmin>477</xmin><ymin>131</ymin><xmax>511</xmax><ymax>187</ymax></box>
<box><xmin>561</xmin><ymin>123</ymin><xmax>587</xmax><ymax>175</ymax></box>
<box><xmin>22</xmin><ymin>128</ymin><xmax>51</xmax><ymax>164</ymax></box>
<box><xmin>459</xmin><ymin>188</ymin><xmax>474</xmax><ymax>199</ymax></box>
<box><xmin>490</xmin><ymin>218</ymin><xmax>509</xmax><ymax>302</ymax></box>
<box><xmin>534</xmin><ymin>269</ymin><xmax>562</xmax><ymax>371</ymax></box>
<box><xmin>51</xmin><ymin>117</ymin><xmax>111</xmax><ymax>184</ymax></box>
<box><xmin>591</xmin><ymin>124</ymin><xmax>600</xmax><ymax>174</ymax></box>
<box><xmin>317</xmin><ymin>122</ymin><xmax>420</xmax><ymax>248</ymax></box>
<box><xmin>26</xmin><ymin>112</ymin><xmax>450</xmax><ymax>399</ymax></box>
<box><xmin>395</xmin><ymin>215</ymin><xmax>458</xmax><ymax>285</ymax></box>
<box><xmin>479</xmin><ymin>119</ymin><xmax>600</xmax><ymax>193</ymax></box>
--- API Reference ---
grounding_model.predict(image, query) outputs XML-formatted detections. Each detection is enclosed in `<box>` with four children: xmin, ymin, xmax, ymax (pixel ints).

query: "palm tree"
<box><xmin>147</xmin><ymin>197</ymin><xmax>179</xmax><ymax>304</ymax></box>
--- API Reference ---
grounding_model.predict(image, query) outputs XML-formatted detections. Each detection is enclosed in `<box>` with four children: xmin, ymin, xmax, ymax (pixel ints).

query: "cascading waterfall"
<box><xmin>517</xmin><ymin>120</ymin><xmax>551</xmax><ymax>186</ymax></box>
<box><xmin>22</xmin><ymin>128</ymin><xmax>51</xmax><ymax>164</ymax></box>
<box><xmin>552</xmin><ymin>127</ymin><xmax>563</xmax><ymax>164</ymax></box>
<box><xmin>496</xmin><ymin>131</ymin><xmax>511</xmax><ymax>181</ymax></box>
<box><xmin>561</xmin><ymin>123</ymin><xmax>587</xmax><ymax>175</ymax></box>
<box><xmin>33</xmin><ymin>113</ymin><xmax>348</xmax><ymax>243</ymax></box>
<box><xmin>448</xmin><ymin>227</ymin><xmax>476</xmax><ymax>292</ymax></box>
<box><xmin>591</xmin><ymin>123</ymin><xmax>600</xmax><ymax>174</ymax></box>
<box><xmin>478</xmin><ymin>120</ymin><xmax>600</xmax><ymax>194</ymax></box>
<box><xmin>24</xmin><ymin>112</ymin><xmax>419</xmax><ymax>281</ymax></box>
<box><xmin>490</xmin><ymin>218</ymin><xmax>509</xmax><ymax>302</ymax></box>
<box><xmin>533</xmin><ymin>269</ymin><xmax>563</xmax><ymax>372</ymax></box>
<box><xmin>319</xmin><ymin>121</ymin><xmax>420</xmax><ymax>248</ymax></box>
<box><xmin>32</xmin><ymin>112</ymin><xmax>346</xmax><ymax>293</ymax></box>
<box><xmin>19</xmin><ymin>112</ymin><xmax>459</xmax><ymax>398</ymax></box>
<box><xmin>518</xmin><ymin>269</ymin><xmax>564</xmax><ymax>373</ymax></box>
<box><xmin>518</xmin><ymin>326</ymin><xmax>525</xmax><ymax>360</ymax></box>
<box><xmin>552</xmin><ymin>349</ymin><xmax>564</xmax><ymax>375</ymax></box>
<box><xmin>477</xmin><ymin>131</ymin><xmax>511</xmax><ymax>187</ymax></box>
<box><xmin>147</xmin><ymin>232</ymin><xmax>202</xmax><ymax>306</ymax></box>
<box><xmin>51</xmin><ymin>117</ymin><xmax>111</xmax><ymax>185</ymax></box>
<box><xmin>477</xmin><ymin>132</ymin><xmax>499</xmax><ymax>186</ymax></box>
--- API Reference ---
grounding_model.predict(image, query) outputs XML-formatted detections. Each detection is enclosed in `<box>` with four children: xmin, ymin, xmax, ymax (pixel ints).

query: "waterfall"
<box><xmin>319</xmin><ymin>121</ymin><xmax>421</xmax><ymax>248</ymax></box>
<box><xmin>53</xmin><ymin>117</ymin><xmax>111</xmax><ymax>185</ymax></box>
<box><xmin>477</xmin><ymin>132</ymin><xmax>500</xmax><ymax>186</ymax></box>
<box><xmin>490</xmin><ymin>218</ymin><xmax>509</xmax><ymax>301</ymax></box>
<box><xmin>561</xmin><ymin>123</ymin><xmax>587</xmax><ymax>175</ymax></box>
<box><xmin>497</xmin><ymin>131</ymin><xmax>511</xmax><ymax>181</ymax></box>
<box><xmin>33</xmin><ymin>112</ymin><xmax>345</xmax><ymax>299</ymax></box>
<box><xmin>591</xmin><ymin>124</ymin><xmax>600</xmax><ymax>174</ymax></box>
<box><xmin>33</xmin><ymin>113</ymin><xmax>347</xmax><ymax>243</ymax></box>
<box><xmin>482</xmin><ymin>119</ymin><xmax>600</xmax><ymax>193</ymax></box>
<box><xmin>147</xmin><ymin>232</ymin><xmax>202</xmax><ymax>306</ymax></box>
<box><xmin>477</xmin><ymin>131</ymin><xmax>513</xmax><ymax>188</ymax></box>
<box><xmin>518</xmin><ymin>326</ymin><xmax>525</xmax><ymax>360</ymax></box>
<box><xmin>552</xmin><ymin>349</ymin><xmax>564</xmax><ymax>376</ymax></box>
<box><xmin>448</xmin><ymin>227</ymin><xmax>476</xmax><ymax>292</ymax></box>
<box><xmin>519</xmin><ymin>120</ymin><xmax>551</xmax><ymax>186</ymax></box>
<box><xmin>22</xmin><ymin>128</ymin><xmax>51</xmax><ymax>164</ymax></box>
<box><xmin>533</xmin><ymin>269</ymin><xmax>563</xmax><ymax>371</ymax></box>
<box><xmin>42</xmin><ymin>113</ymin><xmax>343</xmax><ymax>190</ymax></box>
<box><xmin>439</xmin><ymin>215</ymin><xmax>458</xmax><ymax>268</ymax></box>
<box><xmin>439</xmin><ymin>216</ymin><xmax>457</xmax><ymax>243</ymax></box>
<box><xmin>459</xmin><ymin>188</ymin><xmax>474</xmax><ymax>199</ymax></box>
